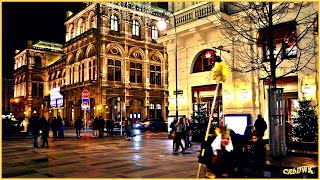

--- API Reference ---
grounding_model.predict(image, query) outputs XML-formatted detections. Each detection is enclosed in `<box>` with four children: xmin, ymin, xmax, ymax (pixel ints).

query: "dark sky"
<box><xmin>2</xmin><ymin>2</ymin><xmax>168</xmax><ymax>79</ymax></box>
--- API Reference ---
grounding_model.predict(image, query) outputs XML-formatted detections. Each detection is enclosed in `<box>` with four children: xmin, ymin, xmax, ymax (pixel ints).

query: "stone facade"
<box><xmin>158</xmin><ymin>2</ymin><xmax>319</xmax><ymax>139</ymax></box>
<box><xmin>13</xmin><ymin>3</ymin><xmax>169</xmax><ymax>124</ymax></box>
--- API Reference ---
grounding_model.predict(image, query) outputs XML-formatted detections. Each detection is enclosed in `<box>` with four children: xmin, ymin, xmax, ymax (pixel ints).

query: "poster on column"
<box><xmin>82</xmin><ymin>98</ymin><xmax>90</xmax><ymax>111</ymax></box>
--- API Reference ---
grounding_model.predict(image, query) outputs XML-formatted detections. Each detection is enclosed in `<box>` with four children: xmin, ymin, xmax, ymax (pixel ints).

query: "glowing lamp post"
<box><xmin>157</xmin><ymin>11</ymin><xmax>179</xmax><ymax>121</ymax></box>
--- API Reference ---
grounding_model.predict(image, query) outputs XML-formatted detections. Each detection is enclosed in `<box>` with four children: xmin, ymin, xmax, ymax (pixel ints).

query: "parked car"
<box><xmin>140</xmin><ymin>118</ymin><xmax>167</xmax><ymax>131</ymax></box>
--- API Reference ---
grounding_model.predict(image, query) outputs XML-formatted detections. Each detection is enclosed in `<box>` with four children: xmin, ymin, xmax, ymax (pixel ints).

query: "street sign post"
<box><xmin>82</xmin><ymin>90</ymin><xmax>90</xmax><ymax>138</ymax></box>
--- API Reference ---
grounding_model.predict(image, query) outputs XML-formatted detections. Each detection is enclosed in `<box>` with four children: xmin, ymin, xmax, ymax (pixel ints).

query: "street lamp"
<box><xmin>157</xmin><ymin>11</ymin><xmax>178</xmax><ymax>121</ymax></box>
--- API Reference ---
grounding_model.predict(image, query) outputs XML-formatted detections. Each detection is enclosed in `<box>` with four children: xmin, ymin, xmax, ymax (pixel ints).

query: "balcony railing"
<box><xmin>172</xmin><ymin>2</ymin><xmax>218</xmax><ymax>27</ymax></box>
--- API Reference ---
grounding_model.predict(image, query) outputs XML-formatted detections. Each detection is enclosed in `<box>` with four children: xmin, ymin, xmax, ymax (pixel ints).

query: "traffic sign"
<box><xmin>82</xmin><ymin>98</ymin><xmax>90</xmax><ymax>111</ymax></box>
<box><xmin>174</xmin><ymin>90</ymin><xmax>183</xmax><ymax>95</ymax></box>
<box><xmin>82</xmin><ymin>90</ymin><xmax>90</xmax><ymax>98</ymax></box>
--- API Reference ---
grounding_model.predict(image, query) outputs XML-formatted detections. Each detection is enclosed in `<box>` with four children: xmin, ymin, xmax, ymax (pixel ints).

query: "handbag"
<box><xmin>171</xmin><ymin>132</ymin><xmax>176</xmax><ymax>139</ymax></box>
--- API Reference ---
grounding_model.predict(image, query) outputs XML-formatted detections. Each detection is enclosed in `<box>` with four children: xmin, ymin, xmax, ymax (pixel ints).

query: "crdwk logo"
<box><xmin>283</xmin><ymin>166</ymin><xmax>315</xmax><ymax>175</ymax></box>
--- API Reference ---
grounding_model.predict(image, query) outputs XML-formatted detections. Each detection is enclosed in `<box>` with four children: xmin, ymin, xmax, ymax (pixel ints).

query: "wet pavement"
<box><xmin>2</xmin><ymin>128</ymin><xmax>318</xmax><ymax>178</ymax></box>
<box><xmin>3</xmin><ymin>129</ymin><xmax>204</xmax><ymax>178</ymax></box>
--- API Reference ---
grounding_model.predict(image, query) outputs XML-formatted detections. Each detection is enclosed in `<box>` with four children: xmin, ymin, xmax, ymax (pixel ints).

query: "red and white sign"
<box><xmin>82</xmin><ymin>90</ymin><xmax>90</xmax><ymax>98</ymax></box>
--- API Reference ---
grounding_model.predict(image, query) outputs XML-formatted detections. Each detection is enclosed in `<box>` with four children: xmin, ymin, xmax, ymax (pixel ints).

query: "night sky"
<box><xmin>2</xmin><ymin>2</ymin><xmax>168</xmax><ymax>79</ymax></box>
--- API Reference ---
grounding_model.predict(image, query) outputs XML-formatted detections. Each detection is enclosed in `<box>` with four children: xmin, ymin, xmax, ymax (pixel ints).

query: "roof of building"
<box><xmin>32</xmin><ymin>40</ymin><xmax>64</xmax><ymax>53</ymax></box>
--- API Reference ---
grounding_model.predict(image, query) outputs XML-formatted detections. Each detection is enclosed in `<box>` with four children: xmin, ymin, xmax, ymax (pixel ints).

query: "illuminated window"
<box><xmin>151</xmin><ymin>26</ymin><xmax>158</xmax><ymax>40</ymax></box>
<box><xmin>132</xmin><ymin>20</ymin><xmax>140</xmax><ymax>36</ymax></box>
<box><xmin>110</xmin><ymin>14</ymin><xmax>119</xmax><ymax>32</ymax></box>
<box><xmin>192</xmin><ymin>50</ymin><xmax>218</xmax><ymax>73</ymax></box>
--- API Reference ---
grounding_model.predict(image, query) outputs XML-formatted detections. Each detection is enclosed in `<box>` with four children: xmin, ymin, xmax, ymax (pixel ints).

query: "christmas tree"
<box><xmin>292</xmin><ymin>95</ymin><xmax>318</xmax><ymax>142</ymax></box>
<box><xmin>190</xmin><ymin>103</ymin><xmax>210</xmax><ymax>142</ymax></box>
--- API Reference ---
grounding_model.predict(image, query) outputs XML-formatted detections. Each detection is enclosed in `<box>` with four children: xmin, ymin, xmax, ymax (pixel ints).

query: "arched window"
<box><xmin>151</xmin><ymin>26</ymin><xmax>158</xmax><ymax>40</ymax></box>
<box><xmin>130</xmin><ymin>62</ymin><xmax>142</xmax><ymax>83</ymax></box>
<box><xmin>110</xmin><ymin>14</ymin><xmax>119</xmax><ymax>32</ymax></box>
<box><xmin>80</xmin><ymin>22</ymin><xmax>85</xmax><ymax>34</ymax></box>
<box><xmin>89</xmin><ymin>61</ymin><xmax>92</xmax><ymax>80</ymax></box>
<box><xmin>132</xmin><ymin>20</ymin><xmax>140</xmax><ymax>36</ymax></box>
<box><xmin>71</xmin><ymin>27</ymin><xmax>75</xmax><ymax>39</ymax></box>
<box><xmin>69</xmin><ymin>68</ymin><xmax>72</xmax><ymax>85</ymax></box>
<box><xmin>91</xmin><ymin>17</ymin><xmax>96</xmax><ymax>28</ymax></box>
<box><xmin>93</xmin><ymin>60</ymin><xmax>97</xmax><ymax>80</ymax></box>
<box><xmin>88</xmin><ymin>47</ymin><xmax>96</xmax><ymax>58</ymax></box>
<box><xmin>192</xmin><ymin>50</ymin><xmax>219</xmax><ymax>73</ymax></box>
<box><xmin>107</xmin><ymin>59</ymin><xmax>121</xmax><ymax>81</ymax></box>
<box><xmin>34</xmin><ymin>56</ymin><xmax>42</xmax><ymax>68</ymax></box>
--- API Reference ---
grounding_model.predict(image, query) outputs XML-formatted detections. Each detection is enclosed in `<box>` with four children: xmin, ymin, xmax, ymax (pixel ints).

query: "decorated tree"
<box><xmin>190</xmin><ymin>103</ymin><xmax>210</xmax><ymax>142</ymax></box>
<box><xmin>292</xmin><ymin>96</ymin><xmax>318</xmax><ymax>142</ymax></box>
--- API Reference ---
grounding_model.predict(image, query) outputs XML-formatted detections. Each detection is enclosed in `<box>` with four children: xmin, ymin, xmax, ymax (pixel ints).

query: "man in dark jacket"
<box><xmin>75</xmin><ymin>117</ymin><xmax>83</xmax><ymax>138</ymax></box>
<box><xmin>254</xmin><ymin>115</ymin><xmax>267</xmax><ymax>139</ymax></box>
<box><xmin>29</xmin><ymin>116</ymin><xmax>40</xmax><ymax>150</ymax></box>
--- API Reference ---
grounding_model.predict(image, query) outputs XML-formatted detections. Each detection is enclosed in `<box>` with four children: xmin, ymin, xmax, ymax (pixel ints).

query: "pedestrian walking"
<box><xmin>20</xmin><ymin>117</ymin><xmax>29</xmax><ymax>138</ymax></box>
<box><xmin>92</xmin><ymin>117</ymin><xmax>99</xmax><ymax>137</ymax></box>
<box><xmin>105</xmin><ymin>119</ymin><xmax>113</xmax><ymax>136</ymax></box>
<box><xmin>185</xmin><ymin>118</ymin><xmax>193</xmax><ymax>149</ymax></box>
<box><xmin>51</xmin><ymin>117</ymin><xmax>58</xmax><ymax>139</ymax></box>
<box><xmin>124</xmin><ymin>118</ymin><xmax>133</xmax><ymax>140</ymax></box>
<box><xmin>169</xmin><ymin>118</ymin><xmax>177</xmax><ymax>138</ymax></box>
<box><xmin>57</xmin><ymin>116</ymin><xmax>63</xmax><ymax>138</ymax></box>
<box><xmin>75</xmin><ymin>116</ymin><xmax>83</xmax><ymax>138</ymax></box>
<box><xmin>40</xmin><ymin>117</ymin><xmax>49</xmax><ymax>148</ymax></box>
<box><xmin>175</xmin><ymin>118</ymin><xmax>186</xmax><ymax>153</ymax></box>
<box><xmin>254</xmin><ymin>115</ymin><xmax>267</xmax><ymax>139</ymax></box>
<box><xmin>61</xmin><ymin>118</ymin><xmax>65</xmax><ymax>138</ymax></box>
<box><xmin>99</xmin><ymin>116</ymin><xmax>105</xmax><ymax>138</ymax></box>
<box><xmin>29</xmin><ymin>116</ymin><xmax>40</xmax><ymax>150</ymax></box>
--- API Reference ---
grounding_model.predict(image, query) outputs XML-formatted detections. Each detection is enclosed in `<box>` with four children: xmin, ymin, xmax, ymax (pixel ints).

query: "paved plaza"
<box><xmin>2</xmin><ymin>130</ymin><xmax>204</xmax><ymax>178</ymax></box>
<box><xmin>2</xmin><ymin>129</ymin><xmax>318</xmax><ymax>178</ymax></box>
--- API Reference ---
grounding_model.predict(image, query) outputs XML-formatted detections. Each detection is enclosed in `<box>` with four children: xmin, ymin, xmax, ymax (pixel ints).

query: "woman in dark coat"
<box><xmin>240</xmin><ymin>132</ymin><xmax>266</xmax><ymax>177</ymax></box>
<box><xmin>75</xmin><ymin>117</ymin><xmax>83</xmax><ymax>138</ymax></box>
<box><xmin>40</xmin><ymin>117</ymin><xmax>49</xmax><ymax>148</ymax></box>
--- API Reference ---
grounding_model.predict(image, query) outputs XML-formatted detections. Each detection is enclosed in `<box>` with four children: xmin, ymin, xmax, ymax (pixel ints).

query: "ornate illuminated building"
<box><xmin>13</xmin><ymin>2</ymin><xmax>168</xmax><ymax>123</ymax></box>
<box><xmin>12</xmin><ymin>41</ymin><xmax>64</xmax><ymax>119</ymax></box>
<box><xmin>158</xmin><ymin>2</ymin><xmax>319</xmax><ymax>139</ymax></box>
